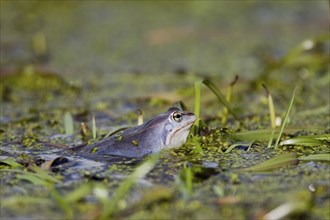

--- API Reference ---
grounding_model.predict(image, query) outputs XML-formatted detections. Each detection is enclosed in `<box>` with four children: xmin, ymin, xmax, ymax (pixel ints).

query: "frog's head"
<box><xmin>161</xmin><ymin>107</ymin><xmax>197</xmax><ymax>149</ymax></box>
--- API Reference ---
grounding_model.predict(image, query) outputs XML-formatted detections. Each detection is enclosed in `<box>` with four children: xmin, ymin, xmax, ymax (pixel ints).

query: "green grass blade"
<box><xmin>1</xmin><ymin>167</ymin><xmax>60</xmax><ymax>184</ymax></box>
<box><xmin>202</xmin><ymin>79</ymin><xmax>243</xmax><ymax>126</ymax></box>
<box><xmin>262</xmin><ymin>84</ymin><xmax>276</xmax><ymax>128</ymax></box>
<box><xmin>280</xmin><ymin>136</ymin><xmax>328</xmax><ymax>147</ymax></box>
<box><xmin>0</xmin><ymin>158</ymin><xmax>23</xmax><ymax>169</ymax></box>
<box><xmin>299</xmin><ymin>154</ymin><xmax>330</xmax><ymax>161</ymax></box>
<box><xmin>267</xmin><ymin>128</ymin><xmax>276</xmax><ymax>148</ymax></box>
<box><xmin>177</xmin><ymin>161</ymin><xmax>194</xmax><ymax>201</ymax></box>
<box><xmin>274</xmin><ymin>87</ymin><xmax>297</xmax><ymax>149</ymax></box>
<box><xmin>194</xmin><ymin>81</ymin><xmax>201</xmax><ymax>135</ymax></box>
<box><xmin>183</xmin><ymin>161</ymin><xmax>193</xmax><ymax>199</ymax></box>
<box><xmin>241</xmin><ymin>153</ymin><xmax>298</xmax><ymax>172</ymax></box>
<box><xmin>16</xmin><ymin>174</ymin><xmax>50</xmax><ymax>186</ymax></box>
<box><xmin>137</xmin><ymin>109</ymin><xmax>144</xmax><ymax>125</ymax></box>
<box><xmin>92</xmin><ymin>115</ymin><xmax>97</xmax><ymax>139</ymax></box>
<box><xmin>63</xmin><ymin>111</ymin><xmax>74</xmax><ymax>135</ymax></box>
<box><xmin>221</xmin><ymin>75</ymin><xmax>238</xmax><ymax>126</ymax></box>
<box><xmin>50</xmin><ymin>188</ymin><xmax>73</xmax><ymax>220</ymax></box>
<box><xmin>1</xmin><ymin>196</ymin><xmax>53</xmax><ymax>208</ymax></box>
<box><xmin>225</xmin><ymin>142</ymin><xmax>253</xmax><ymax>153</ymax></box>
<box><xmin>64</xmin><ymin>184</ymin><xmax>91</xmax><ymax>204</ymax></box>
<box><xmin>299</xmin><ymin>134</ymin><xmax>330</xmax><ymax>140</ymax></box>
<box><xmin>194</xmin><ymin>81</ymin><xmax>201</xmax><ymax>119</ymax></box>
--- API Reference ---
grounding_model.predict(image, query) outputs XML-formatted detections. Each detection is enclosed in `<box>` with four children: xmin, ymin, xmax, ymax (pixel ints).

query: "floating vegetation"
<box><xmin>190</xmin><ymin>135</ymin><xmax>203</xmax><ymax>154</ymax></box>
<box><xmin>1</xmin><ymin>65</ymin><xmax>80</xmax><ymax>102</ymax></box>
<box><xmin>99</xmin><ymin>154</ymin><xmax>159</xmax><ymax>218</ymax></box>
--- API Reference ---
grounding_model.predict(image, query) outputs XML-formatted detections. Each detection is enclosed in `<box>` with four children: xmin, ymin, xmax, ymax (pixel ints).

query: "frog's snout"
<box><xmin>188</xmin><ymin>113</ymin><xmax>197</xmax><ymax>121</ymax></box>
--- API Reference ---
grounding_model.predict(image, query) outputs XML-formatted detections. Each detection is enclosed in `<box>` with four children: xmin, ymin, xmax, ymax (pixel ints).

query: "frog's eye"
<box><xmin>172</xmin><ymin>112</ymin><xmax>183</xmax><ymax>122</ymax></box>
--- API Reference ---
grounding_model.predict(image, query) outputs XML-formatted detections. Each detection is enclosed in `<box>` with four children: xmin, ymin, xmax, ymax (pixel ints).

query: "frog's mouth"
<box><xmin>177</xmin><ymin>120</ymin><xmax>195</xmax><ymax>132</ymax></box>
<box><xmin>166</xmin><ymin>119</ymin><xmax>196</xmax><ymax>146</ymax></box>
<box><xmin>180</xmin><ymin>114</ymin><xmax>197</xmax><ymax>131</ymax></box>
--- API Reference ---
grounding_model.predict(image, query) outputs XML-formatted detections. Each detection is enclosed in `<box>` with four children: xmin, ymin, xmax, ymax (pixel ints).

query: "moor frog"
<box><xmin>76</xmin><ymin>107</ymin><xmax>196</xmax><ymax>159</ymax></box>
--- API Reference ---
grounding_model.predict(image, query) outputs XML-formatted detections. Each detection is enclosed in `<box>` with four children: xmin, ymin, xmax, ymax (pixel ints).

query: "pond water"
<box><xmin>1</xmin><ymin>1</ymin><xmax>329</xmax><ymax>219</ymax></box>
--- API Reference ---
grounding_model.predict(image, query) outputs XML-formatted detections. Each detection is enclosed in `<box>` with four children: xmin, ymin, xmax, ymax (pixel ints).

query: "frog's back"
<box><xmin>76</xmin><ymin>125</ymin><xmax>163</xmax><ymax>159</ymax></box>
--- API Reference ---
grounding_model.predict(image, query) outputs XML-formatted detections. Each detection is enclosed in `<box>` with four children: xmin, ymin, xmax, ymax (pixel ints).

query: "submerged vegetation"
<box><xmin>1</xmin><ymin>1</ymin><xmax>329</xmax><ymax>220</ymax></box>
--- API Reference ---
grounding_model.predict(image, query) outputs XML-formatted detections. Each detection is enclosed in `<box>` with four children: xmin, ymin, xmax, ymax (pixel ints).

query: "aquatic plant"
<box><xmin>63</xmin><ymin>111</ymin><xmax>74</xmax><ymax>135</ymax></box>
<box><xmin>193</xmin><ymin>81</ymin><xmax>201</xmax><ymax>135</ymax></box>
<box><xmin>273</xmin><ymin>87</ymin><xmax>297</xmax><ymax>149</ymax></box>
<box><xmin>202</xmin><ymin>78</ymin><xmax>242</xmax><ymax>125</ymax></box>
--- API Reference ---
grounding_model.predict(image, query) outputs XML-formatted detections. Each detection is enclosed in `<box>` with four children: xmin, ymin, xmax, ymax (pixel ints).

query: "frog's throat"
<box><xmin>165</xmin><ymin>121</ymin><xmax>194</xmax><ymax>146</ymax></box>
